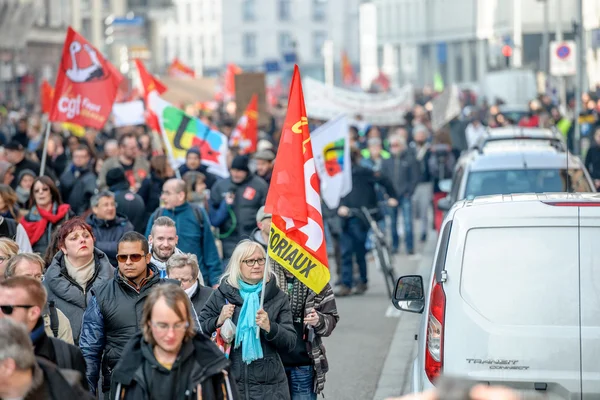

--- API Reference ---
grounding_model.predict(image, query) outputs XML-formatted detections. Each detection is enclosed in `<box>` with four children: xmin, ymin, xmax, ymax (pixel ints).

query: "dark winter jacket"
<box><xmin>30</xmin><ymin>318</ymin><xmax>87</xmax><ymax>390</ymax></box>
<box><xmin>110</xmin><ymin>331</ymin><xmax>239</xmax><ymax>400</ymax></box>
<box><xmin>85</xmin><ymin>213</ymin><xmax>134</xmax><ymax>267</ymax></box>
<box><xmin>27</xmin><ymin>357</ymin><xmax>94</xmax><ymax>400</ymax></box>
<box><xmin>199</xmin><ymin>276</ymin><xmax>296</xmax><ymax>400</ymax></box>
<box><xmin>208</xmin><ymin>174</ymin><xmax>268</xmax><ymax>259</ymax></box>
<box><xmin>585</xmin><ymin>145</ymin><xmax>600</xmax><ymax>180</ymax></box>
<box><xmin>190</xmin><ymin>280</ymin><xmax>214</xmax><ymax>316</ymax></box>
<box><xmin>25</xmin><ymin>203</ymin><xmax>74</xmax><ymax>254</ymax></box>
<box><xmin>340</xmin><ymin>163</ymin><xmax>397</xmax><ymax>215</ymax></box>
<box><xmin>179</xmin><ymin>163</ymin><xmax>219</xmax><ymax>189</ymax></box>
<box><xmin>381</xmin><ymin>150</ymin><xmax>421</xmax><ymax>198</ymax></box>
<box><xmin>44</xmin><ymin>248</ymin><xmax>114</xmax><ymax>344</ymax></box>
<box><xmin>109</xmin><ymin>181</ymin><xmax>146</xmax><ymax>233</ymax></box>
<box><xmin>137</xmin><ymin>172</ymin><xmax>166</xmax><ymax>223</ymax></box>
<box><xmin>146</xmin><ymin>202</ymin><xmax>222</xmax><ymax>286</ymax></box>
<box><xmin>79</xmin><ymin>264</ymin><xmax>176</xmax><ymax>394</ymax></box>
<box><xmin>59</xmin><ymin>165</ymin><xmax>97</xmax><ymax>215</ymax></box>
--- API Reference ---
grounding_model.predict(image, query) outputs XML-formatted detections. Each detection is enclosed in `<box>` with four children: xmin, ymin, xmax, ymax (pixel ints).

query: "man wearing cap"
<box><xmin>252</xmin><ymin>206</ymin><xmax>272</xmax><ymax>250</ymax></box>
<box><xmin>106</xmin><ymin>167</ymin><xmax>146</xmax><ymax>233</ymax></box>
<box><xmin>209</xmin><ymin>155</ymin><xmax>268</xmax><ymax>260</ymax></box>
<box><xmin>178</xmin><ymin>147</ymin><xmax>219</xmax><ymax>189</ymax></box>
<box><xmin>253</xmin><ymin>149</ymin><xmax>275</xmax><ymax>187</ymax></box>
<box><xmin>5</xmin><ymin>141</ymin><xmax>45</xmax><ymax>189</ymax></box>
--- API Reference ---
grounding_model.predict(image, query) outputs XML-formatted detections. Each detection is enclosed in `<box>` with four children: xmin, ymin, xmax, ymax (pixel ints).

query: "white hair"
<box><xmin>221</xmin><ymin>240</ymin><xmax>268</xmax><ymax>289</ymax></box>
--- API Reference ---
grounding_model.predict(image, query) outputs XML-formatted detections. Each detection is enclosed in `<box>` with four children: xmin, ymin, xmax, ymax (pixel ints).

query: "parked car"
<box><xmin>393</xmin><ymin>193</ymin><xmax>600</xmax><ymax>397</ymax></box>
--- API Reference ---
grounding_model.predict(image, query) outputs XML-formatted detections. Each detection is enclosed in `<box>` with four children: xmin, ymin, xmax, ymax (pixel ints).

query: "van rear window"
<box><xmin>460</xmin><ymin>226</ymin><xmax>579</xmax><ymax>326</ymax></box>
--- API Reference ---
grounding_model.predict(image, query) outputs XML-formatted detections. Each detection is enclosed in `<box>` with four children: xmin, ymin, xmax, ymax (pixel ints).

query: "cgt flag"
<box><xmin>148</xmin><ymin>91</ymin><xmax>230</xmax><ymax>178</ymax></box>
<box><xmin>135</xmin><ymin>59</ymin><xmax>167</xmax><ymax>132</ymax></box>
<box><xmin>229</xmin><ymin>93</ymin><xmax>258</xmax><ymax>154</ymax></box>
<box><xmin>49</xmin><ymin>27</ymin><xmax>123</xmax><ymax>129</ymax></box>
<box><xmin>264</xmin><ymin>65</ymin><xmax>330</xmax><ymax>294</ymax></box>
<box><xmin>168</xmin><ymin>58</ymin><xmax>195</xmax><ymax>78</ymax></box>
<box><xmin>40</xmin><ymin>80</ymin><xmax>54</xmax><ymax>114</ymax></box>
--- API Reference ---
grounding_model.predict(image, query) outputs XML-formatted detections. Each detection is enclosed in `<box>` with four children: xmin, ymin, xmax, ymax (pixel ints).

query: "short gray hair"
<box><xmin>0</xmin><ymin>319</ymin><xmax>36</xmax><ymax>369</ymax></box>
<box><xmin>4</xmin><ymin>253</ymin><xmax>45</xmax><ymax>279</ymax></box>
<box><xmin>91</xmin><ymin>190</ymin><xmax>114</xmax><ymax>208</ymax></box>
<box><xmin>151</xmin><ymin>216</ymin><xmax>176</xmax><ymax>236</ymax></box>
<box><xmin>166</xmin><ymin>253</ymin><xmax>201</xmax><ymax>282</ymax></box>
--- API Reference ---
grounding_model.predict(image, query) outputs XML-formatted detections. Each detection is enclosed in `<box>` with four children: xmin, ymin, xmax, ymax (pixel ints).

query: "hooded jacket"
<box><xmin>79</xmin><ymin>264</ymin><xmax>177</xmax><ymax>394</ymax></box>
<box><xmin>208</xmin><ymin>174</ymin><xmax>268</xmax><ymax>259</ymax></box>
<box><xmin>199</xmin><ymin>276</ymin><xmax>296</xmax><ymax>400</ymax></box>
<box><xmin>110</xmin><ymin>331</ymin><xmax>239</xmax><ymax>400</ymax></box>
<box><xmin>85</xmin><ymin>213</ymin><xmax>134</xmax><ymax>267</ymax></box>
<box><xmin>59</xmin><ymin>164</ymin><xmax>97</xmax><ymax>215</ymax></box>
<box><xmin>44</xmin><ymin>248</ymin><xmax>114</xmax><ymax>344</ymax></box>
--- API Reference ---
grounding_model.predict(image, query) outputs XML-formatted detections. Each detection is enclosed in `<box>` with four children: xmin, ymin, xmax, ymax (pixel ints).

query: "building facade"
<box><xmin>371</xmin><ymin>0</ymin><xmax>600</xmax><ymax>89</ymax></box>
<box><xmin>159</xmin><ymin>0</ymin><xmax>363</xmax><ymax>82</ymax></box>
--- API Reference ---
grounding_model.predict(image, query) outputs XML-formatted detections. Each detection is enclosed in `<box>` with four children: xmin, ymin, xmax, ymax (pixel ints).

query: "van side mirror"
<box><xmin>438</xmin><ymin>196</ymin><xmax>452</xmax><ymax>212</ymax></box>
<box><xmin>392</xmin><ymin>275</ymin><xmax>425</xmax><ymax>314</ymax></box>
<box><xmin>438</xmin><ymin>179</ymin><xmax>452</xmax><ymax>193</ymax></box>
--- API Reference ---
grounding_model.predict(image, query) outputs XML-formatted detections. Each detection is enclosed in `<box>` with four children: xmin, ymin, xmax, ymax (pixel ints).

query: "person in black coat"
<box><xmin>85</xmin><ymin>191</ymin><xmax>134</xmax><ymax>267</ymax></box>
<box><xmin>585</xmin><ymin>127</ymin><xmax>600</xmax><ymax>190</ymax></box>
<box><xmin>138</xmin><ymin>155</ymin><xmax>175</xmax><ymax>227</ymax></box>
<box><xmin>165</xmin><ymin>253</ymin><xmax>213</xmax><ymax>321</ymax></box>
<box><xmin>110</xmin><ymin>285</ymin><xmax>238</xmax><ymax>400</ymax></box>
<box><xmin>178</xmin><ymin>147</ymin><xmax>219</xmax><ymax>189</ymax></box>
<box><xmin>59</xmin><ymin>144</ymin><xmax>97</xmax><ymax>215</ymax></box>
<box><xmin>5</xmin><ymin>140</ymin><xmax>57</xmax><ymax>188</ymax></box>
<box><xmin>199</xmin><ymin>240</ymin><xmax>296</xmax><ymax>400</ymax></box>
<box><xmin>0</xmin><ymin>276</ymin><xmax>87</xmax><ymax>387</ymax></box>
<box><xmin>106</xmin><ymin>167</ymin><xmax>146</xmax><ymax>233</ymax></box>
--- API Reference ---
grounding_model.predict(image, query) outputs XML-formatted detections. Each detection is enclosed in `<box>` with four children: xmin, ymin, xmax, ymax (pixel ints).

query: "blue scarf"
<box><xmin>235</xmin><ymin>280</ymin><xmax>264</xmax><ymax>364</ymax></box>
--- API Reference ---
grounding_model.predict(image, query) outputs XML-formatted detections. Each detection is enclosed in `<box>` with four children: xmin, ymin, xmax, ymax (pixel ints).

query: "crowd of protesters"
<box><xmin>0</xmin><ymin>82</ymin><xmax>595</xmax><ymax>399</ymax></box>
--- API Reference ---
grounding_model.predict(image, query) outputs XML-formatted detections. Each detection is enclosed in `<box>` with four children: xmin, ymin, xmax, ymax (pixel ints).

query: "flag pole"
<box><xmin>157</xmin><ymin>118</ymin><xmax>181</xmax><ymax>179</ymax></box>
<box><xmin>257</xmin><ymin>229</ymin><xmax>272</xmax><ymax>338</ymax></box>
<box><xmin>39</xmin><ymin>121</ymin><xmax>52</xmax><ymax>177</ymax></box>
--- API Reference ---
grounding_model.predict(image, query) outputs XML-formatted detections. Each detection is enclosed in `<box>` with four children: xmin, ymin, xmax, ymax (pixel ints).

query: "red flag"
<box><xmin>40</xmin><ymin>80</ymin><xmax>55</xmax><ymax>114</ymax></box>
<box><xmin>341</xmin><ymin>50</ymin><xmax>358</xmax><ymax>86</ymax></box>
<box><xmin>135</xmin><ymin>59</ymin><xmax>167</xmax><ymax>132</ymax></box>
<box><xmin>265</xmin><ymin>66</ymin><xmax>330</xmax><ymax>293</ymax></box>
<box><xmin>229</xmin><ymin>94</ymin><xmax>258</xmax><ymax>154</ymax></box>
<box><xmin>168</xmin><ymin>58</ymin><xmax>195</xmax><ymax>78</ymax></box>
<box><xmin>49</xmin><ymin>27</ymin><xmax>123</xmax><ymax>129</ymax></box>
<box><xmin>224</xmin><ymin>63</ymin><xmax>242</xmax><ymax>100</ymax></box>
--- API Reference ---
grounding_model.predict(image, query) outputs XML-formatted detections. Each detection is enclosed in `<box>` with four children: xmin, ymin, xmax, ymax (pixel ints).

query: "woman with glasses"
<box><xmin>21</xmin><ymin>176</ymin><xmax>74</xmax><ymax>254</ymax></box>
<box><xmin>0</xmin><ymin>237</ymin><xmax>19</xmax><ymax>280</ymax></box>
<box><xmin>200</xmin><ymin>240</ymin><xmax>295</xmax><ymax>400</ymax></box>
<box><xmin>44</xmin><ymin>217</ymin><xmax>114</xmax><ymax>344</ymax></box>
<box><xmin>166</xmin><ymin>253</ymin><xmax>213</xmax><ymax>324</ymax></box>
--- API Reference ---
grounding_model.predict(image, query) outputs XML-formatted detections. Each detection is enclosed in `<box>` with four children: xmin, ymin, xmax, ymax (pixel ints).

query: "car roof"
<box><xmin>484</xmin><ymin>126</ymin><xmax>560</xmax><ymax>139</ymax></box>
<box><xmin>451</xmin><ymin>192</ymin><xmax>600</xmax><ymax>211</ymax></box>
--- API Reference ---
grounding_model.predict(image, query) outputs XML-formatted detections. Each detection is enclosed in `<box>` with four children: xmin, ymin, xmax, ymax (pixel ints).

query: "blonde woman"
<box><xmin>199</xmin><ymin>240</ymin><xmax>295</xmax><ymax>400</ymax></box>
<box><xmin>0</xmin><ymin>237</ymin><xmax>19</xmax><ymax>280</ymax></box>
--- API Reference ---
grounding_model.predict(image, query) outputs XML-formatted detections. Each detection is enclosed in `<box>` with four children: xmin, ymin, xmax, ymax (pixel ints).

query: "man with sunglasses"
<box><xmin>0</xmin><ymin>276</ymin><xmax>87</xmax><ymax>384</ymax></box>
<box><xmin>79</xmin><ymin>231</ymin><xmax>176</xmax><ymax>398</ymax></box>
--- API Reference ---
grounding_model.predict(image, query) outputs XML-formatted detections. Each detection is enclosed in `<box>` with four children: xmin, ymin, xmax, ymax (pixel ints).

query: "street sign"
<box><xmin>550</xmin><ymin>40</ymin><xmax>576</xmax><ymax>76</ymax></box>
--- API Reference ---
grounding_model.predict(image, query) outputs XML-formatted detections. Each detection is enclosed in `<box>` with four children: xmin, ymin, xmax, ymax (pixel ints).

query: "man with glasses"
<box><xmin>0</xmin><ymin>276</ymin><xmax>86</xmax><ymax>382</ymax></box>
<box><xmin>79</xmin><ymin>231</ymin><xmax>175</xmax><ymax>398</ymax></box>
<box><xmin>109</xmin><ymin>284</ymin><xmax>237</xmax><ymax>399</ymax></box>
<box><xmin>4</xmin><ymin>253</ymin><xmax>74</xmax><ymax>344</ymax></box>
<box><xmin>146</xmin><ymin>178</ymin><xmax>221</xmax><ymax>287</ymax></box>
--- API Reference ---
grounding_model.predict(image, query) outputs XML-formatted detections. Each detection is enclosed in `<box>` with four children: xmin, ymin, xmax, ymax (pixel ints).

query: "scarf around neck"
<box><xmin>64</xmin><ymin>254</ymin><xmax>95</xmax><ymax>291</ymax></box>
<box><xmin>20</xmin><ymin>203</ymin><xmax>70</xmax><ymax>245</ymax></box>
<box><xmin>234</xmin><ymin>279</ymin><xmax>264</xmax><ymax>364</ymax></box>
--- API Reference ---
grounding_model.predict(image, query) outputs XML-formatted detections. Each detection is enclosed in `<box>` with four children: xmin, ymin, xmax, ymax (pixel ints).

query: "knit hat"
<box><xmin>106</xmin><ymin>167</ymin><xmax>126</xmax><ymax>187</ymax></box>
<box><xmin>186</xmin><ymin>147</ymin><xmax>201</xmax><ymax>158</ymax></box>
<box><xmin>230</xmin><ymin>155</ymin><xmax>250</xmax><ymax>173</ymax></box>
<box><xmin>254</xmin><ymin>149</ymin><xmax>275</xmax><ymax>162</ymax></box>
<box><xmin>17</xmin><ymin>169</ymin><xmax>36</xmax><ymax>185</ymax></box>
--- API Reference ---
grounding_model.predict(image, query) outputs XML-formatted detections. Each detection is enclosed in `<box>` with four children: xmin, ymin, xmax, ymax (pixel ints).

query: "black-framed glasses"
<box><xmin>116</xmin><ymin>253</ymin><xmax>145</xmax><ymax>263</ymax></box>
<box><xmin>242</xmin><ymin>258</ymin><xmax>266</xmax><ymax>267</ymax></box>
<box><xmin>0</xmin><ymin>305</ymin><xmax>34</xmax><ymax>315</ymax></box>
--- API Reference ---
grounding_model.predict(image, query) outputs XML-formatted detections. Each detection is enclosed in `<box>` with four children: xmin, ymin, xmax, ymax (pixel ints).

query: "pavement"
<box><xmin>322</xmin><ymin>233</ymin><xmax>438</xmax><ymax>400</ymax></box>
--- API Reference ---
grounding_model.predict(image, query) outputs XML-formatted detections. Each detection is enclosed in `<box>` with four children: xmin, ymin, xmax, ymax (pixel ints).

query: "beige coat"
<box><xmin>43</xmin><ymin>307</ymin><xmax>74</xmax><ymax>344</ymax></box>
<box><xmin>98</xmin><ymin>156</ymin><xmax>150</xmax><ymax>191</ymax></box>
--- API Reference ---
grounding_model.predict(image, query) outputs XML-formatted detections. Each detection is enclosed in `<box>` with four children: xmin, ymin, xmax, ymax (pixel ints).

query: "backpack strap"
<box><xmin>48</xmin><ymin>301</ymin><xmax>59</xmax><ymax>338</ymax></box>
<box><xmin>190</xmin><ymin>205</ymin><xmax>205</xmax><ymax>232</ymax></box>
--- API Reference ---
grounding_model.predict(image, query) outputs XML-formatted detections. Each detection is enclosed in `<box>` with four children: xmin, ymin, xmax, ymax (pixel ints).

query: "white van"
<box><xmin>393</xmin><ymin>193</ymin><xmax>600</xmax><ymax>398</ymax></box>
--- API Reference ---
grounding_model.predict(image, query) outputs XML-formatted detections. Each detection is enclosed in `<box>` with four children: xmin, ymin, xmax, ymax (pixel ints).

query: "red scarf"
<box><xmin>21</xmin><ymin>204</ymin><xmax>71</xmax><ymax>245</ymax></box>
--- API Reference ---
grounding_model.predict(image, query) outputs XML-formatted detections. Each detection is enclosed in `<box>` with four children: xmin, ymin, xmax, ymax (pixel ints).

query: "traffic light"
<box><xmin>502</xmin><ymin>45</ymin><xmax>513</xmax><ymax>67</ymax></box>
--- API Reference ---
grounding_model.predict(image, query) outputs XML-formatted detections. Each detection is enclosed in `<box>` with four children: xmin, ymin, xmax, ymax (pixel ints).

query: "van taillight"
<box><xmin>425</xmin><ymin>281</ymin><xmax>446</xmax><ymax>384</ymax></box>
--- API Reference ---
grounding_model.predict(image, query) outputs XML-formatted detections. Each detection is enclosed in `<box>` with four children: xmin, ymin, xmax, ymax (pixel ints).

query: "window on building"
<box><xmin>243</xmin><ymin>33</ymin><xmax>257</xmax><ymax>58</ymax></box>
<box><xmin>279</xmin><ymin>32</ymin><xmax>293</xmax><ymax>55</ymax></box>
<box><xmin>163</xmin><ymin>37</ymin><xmax>170</xmax><ymax>66</ymax></box>
<box><xmin>187</xmin><ymin>38</ymin><xmax>194</xmax><ymax>63</ymax></box>
<box><xmin>212</xmin><ymin>35</ymin><xmax>218</xmax><ymax>59</ymax></box>
<box><xmin>186</xmin><ymin>1</ymin><xmax>193</xmax><ymax>24</ymax></box>
<box><xmin>313</xmin><ymin>0</ymin><xmax>327</xmax><ymax>21</ymax></box>
<box><xmin>278</xmin><ymin>0</ymin><xmax>291</xmax><ymax>21</ymax></box>
<box><xmin>313</xmin><ymin>31</ymin><xmax>327</xmax><ymax>58</ymax></box>
<box><xmin>243</xmin><ymin>0</ymin><xmax>256</xmax><ymax>21</ymax></box>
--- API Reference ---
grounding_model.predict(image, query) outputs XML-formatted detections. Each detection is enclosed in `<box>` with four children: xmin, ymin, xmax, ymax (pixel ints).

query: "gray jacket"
<box><xmin>44</xmin><ymin>248</ymin><xmax>114</xmax><ymax>344</ymax></box>
<box><xmin>381</xmin><ymin>150</ymin><xmax>421</xmax><ymax>198</ymax></box>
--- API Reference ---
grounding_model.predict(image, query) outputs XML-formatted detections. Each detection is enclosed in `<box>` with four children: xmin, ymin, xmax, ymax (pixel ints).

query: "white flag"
<box><xmin>310</xmin><ymin>115</ymin><xmax>352</xmax><ymax>209</ymax></box>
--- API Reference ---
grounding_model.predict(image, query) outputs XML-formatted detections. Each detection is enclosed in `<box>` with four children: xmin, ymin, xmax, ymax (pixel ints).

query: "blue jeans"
<box><xmin>340</xmin><ymin>217</ymin><xmax>368</xmax><ymax>288</ymax></box>
<box><xmin>286</xmin><ymin>366</ymin><xmax>317</xmax><ymax>400</ymax></box>
<box><xmin>390</xmin><ymin>196</ymin><xmax>414</xmax><ymax>252</ymax></box>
